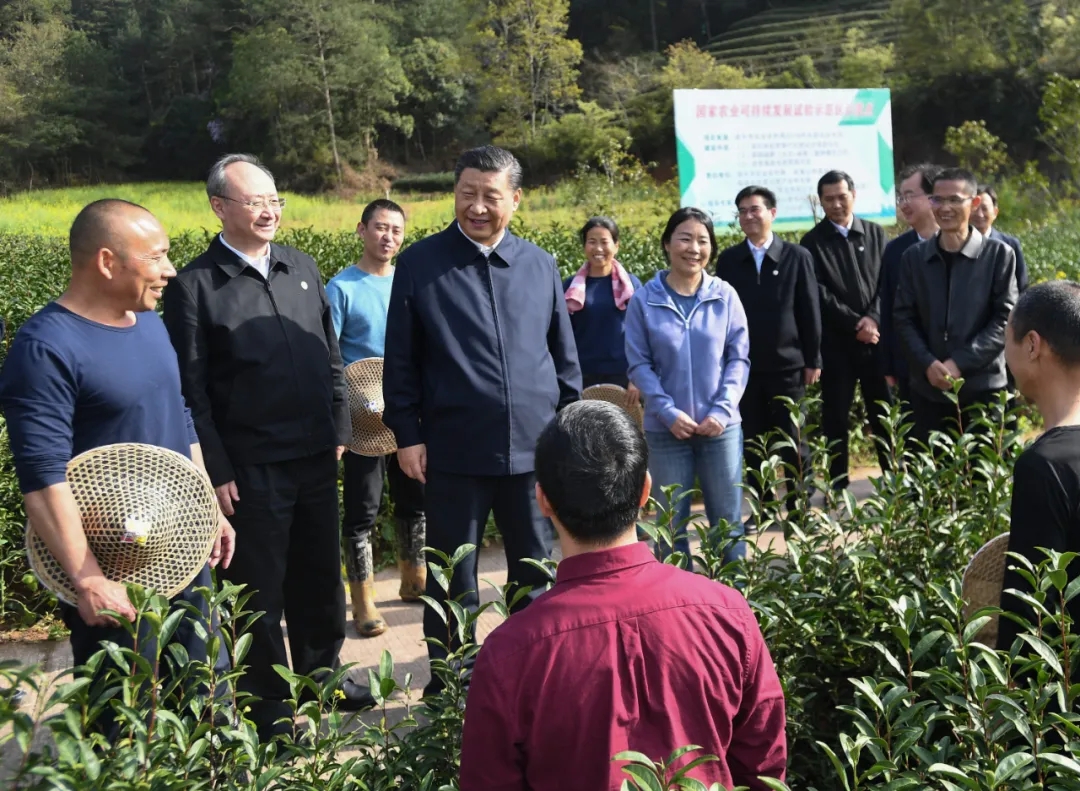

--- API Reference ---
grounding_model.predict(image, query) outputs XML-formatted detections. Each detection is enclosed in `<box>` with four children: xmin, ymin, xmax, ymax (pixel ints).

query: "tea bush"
<box><xmin>3</xmin><ymin>400</ymin><xmax>1078</xmax><ymax>790</ymax></box>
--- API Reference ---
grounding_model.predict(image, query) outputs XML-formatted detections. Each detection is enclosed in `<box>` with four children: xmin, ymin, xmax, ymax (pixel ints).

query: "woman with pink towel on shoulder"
<box><xmin>563</xmin><ymin>216</ymin><xmax>643</xmax><ymax>405</ymax></box>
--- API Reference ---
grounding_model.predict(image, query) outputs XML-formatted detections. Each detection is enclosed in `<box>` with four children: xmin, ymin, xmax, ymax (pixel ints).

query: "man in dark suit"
<box><xmin>383</xmin><ymin>145</ymin><xmax>582</xmax><ymax>697</ymax></box>
<box><xmin>879</xmin><ymin>164</ymin><xmax>941</xmax><ymax>407</ymax></box>
<box><xmin>162</xmin><ymin>153</ymin><xmax>373</xmax><ymax>740</ymax></box>
<box><xmin>800</xmin><ymin>170</ymin><xmax>892</xmax><ymax>490</ymax></box>
<box><xmin>972</xmin><ymin>184</ymin><xmax>1029</xmax><ymax>293</ymax></box>
<box><xmin>716</xmin><ymin>185</ymin><xmax>821</xmax><ymax>514</ymax></box>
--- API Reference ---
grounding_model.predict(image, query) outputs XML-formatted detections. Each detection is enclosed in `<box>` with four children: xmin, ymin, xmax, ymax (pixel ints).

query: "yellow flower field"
<box><xmin>0</xmin><ymin>182</ymin><xmax>667</xmax><ymax>236</ymax></box>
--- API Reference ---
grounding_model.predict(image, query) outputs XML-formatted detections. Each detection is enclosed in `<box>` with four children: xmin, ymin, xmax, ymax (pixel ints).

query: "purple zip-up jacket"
<box><xmin>625</xmin><ymin>271</ymin><xmax>750</xmax><ymax>434</ymax></box>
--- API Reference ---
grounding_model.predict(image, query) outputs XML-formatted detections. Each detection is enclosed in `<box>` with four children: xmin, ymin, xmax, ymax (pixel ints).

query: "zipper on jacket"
<box><xmin>482</xmin><ymin>260</ymin><xmax>514</xmax><ymax>473</ymax></box>
<box><xmin>264</xmin><ymin>274</ymin><xmax>309</xmax><ymax>444</ymax></box>
<box><xmin>648</xmin><ymin>292</ymin><xmax>723</xmax><ymax>424</ymax></box>
<box><xmin>944</xmin><ymin>261</ymin><xmax>952</xmax><ymax>344</ymax></box>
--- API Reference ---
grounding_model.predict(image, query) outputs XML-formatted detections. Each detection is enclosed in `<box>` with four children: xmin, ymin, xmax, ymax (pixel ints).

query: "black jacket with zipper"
<box><xmin>893</xmin><ymin>228</ymin><xmax>1018</xmax><ymax>402</ymax></box>
<box><xmin>799</xmin><ymin>216</ymin><xmax>887</xmax><ymax>341</ymax></box>
<box><xmin>715</xmin><ymin>237</ymin><xmax>822</xmax><ymax>375</ymax></box>
<box><xmin>162</xmin><ymin>236</ymin><xmax>351</xmax><ymax>486</ymax></box>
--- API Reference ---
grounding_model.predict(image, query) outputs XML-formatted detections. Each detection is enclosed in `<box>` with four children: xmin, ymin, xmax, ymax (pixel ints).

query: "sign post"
<box><xmin>674</xmin><ymin>88</ymin><xmax>896</xmax><ymax>232</ymax></box>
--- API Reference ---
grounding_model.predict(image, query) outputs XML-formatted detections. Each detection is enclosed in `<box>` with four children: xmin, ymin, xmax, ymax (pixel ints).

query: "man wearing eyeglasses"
<box><xmin>893</xmin><ymin>167</ymin><xmax>1018</xmax><ymax>444</ymax></box>
<box><xmin>162</xmin><ymin>153</ymin><xmax>374</xmax><ymax>741</ymax></box>
<box><xmin>879</xmin><ymin>164</ymin><xmax>942</xmax><ymax>406</ymax></box>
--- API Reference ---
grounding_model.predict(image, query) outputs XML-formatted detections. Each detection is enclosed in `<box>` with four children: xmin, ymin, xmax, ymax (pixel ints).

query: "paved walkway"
<box><xmin>0</xmin><ymin>472</ymin><xmax>877</xmax><ymax>724</ymax></box>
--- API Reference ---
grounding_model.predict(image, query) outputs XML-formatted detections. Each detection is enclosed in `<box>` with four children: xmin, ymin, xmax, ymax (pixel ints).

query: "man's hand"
<box><xmin>215</xmin><ymin>481</ymin><xmax>239</xmax><ymax>517</ymax></box>
<box><xmin>75</xmin><ymin>576</ymin><xmax>136</xmax><ymax>627</ymax></box>
<box><xmin>804</xmin><ymin>368</ymin><xmax>822</xmax><ymax>386</ymax></box>
<box><xmin>669</xmin><ymin>412</ymin><xmax>699</xmax><ymax>440</ymax></box>
<box><xmin>695</xmin><ymin>416</ymin><xmax>725</xmax><ymax>437</ymax></box>
<box><xmin>209</xmin><ymin>514</ymin><xmax>236</xmax><ymax>569</ymax></box>
<box><xmin>855</xmin><ymin>317</ymin><xmax>880</xmax><ymax>345</ymax></box>
<box><xmin>335</xmin><ymin>445</ymin><xmax>345</xmax><ymax>461</ymax></box>
<box><xmin>398</xmin><ymin>444</ymin><xmax>427</xmax><ymax>484</ymax></box>
<box><xmin>943</xmin><ymin>359</ymin><xmax>962</xmax><ymax>381</ymax></box>
<box><xmin>926</xmin><ymin>360</ymin><xmax>953</xmax><ymax>391</ymax></box>
<box><xmin>625</xmin><ymin>383</ymin><xmax>642</xmax><ymax>408</ymax></box>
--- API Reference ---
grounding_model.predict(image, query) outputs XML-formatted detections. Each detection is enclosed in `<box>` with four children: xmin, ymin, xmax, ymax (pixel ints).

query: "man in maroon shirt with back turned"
<box><xmin>459</xmin><ymin>401</ymin><xmax>787</xmax><ymax>790</ymax></box>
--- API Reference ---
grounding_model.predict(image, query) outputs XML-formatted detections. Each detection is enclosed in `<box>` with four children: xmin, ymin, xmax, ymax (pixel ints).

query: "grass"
<box><xmin>0</xmin><ymin>182</ymin><xmax>668</xmax><ymax>237</ymax></box>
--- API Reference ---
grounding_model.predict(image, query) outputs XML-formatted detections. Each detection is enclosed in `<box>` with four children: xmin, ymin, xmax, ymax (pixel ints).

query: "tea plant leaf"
<box><xmin>1018</xmin><ymin>634</ymin><xmax>1064</xmax><ymax>676</ymax></box>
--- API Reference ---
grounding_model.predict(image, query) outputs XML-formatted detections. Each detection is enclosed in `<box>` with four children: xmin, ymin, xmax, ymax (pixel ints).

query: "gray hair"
<box><xmin>206</xmin><ymin>153</ymin><xmax>276</xmax><ymax>199</ymax></box>
<box><xmin>454</xmin><ymin>146</ymin><xmax>523</xmax><ymax>190</ymax></box>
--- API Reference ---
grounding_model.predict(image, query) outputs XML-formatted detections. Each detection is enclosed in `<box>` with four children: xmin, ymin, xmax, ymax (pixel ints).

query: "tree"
<box><xmin>1039</xmin><ymin>74</ymin><xmax>1080</xmax><ymax>191</ymax></box>
<box><xmin>1039</xmin><ymin>0</ymin><xmax>1080</xmax><ymax>71</ymax></box>
<box><xmin>834</xmin><ymin>27</ymin><xmax>894</xmax><ymax>89</ymax></box>
<box><xmin>657</xmin><ymin>40</ymin><xmax>764</xmax><ymax>92</ymax></box>
<box><xmin>471</xmin><ymin>0</ymin><xmax>583</xmax><ymax>145</ymax></box>
<box><xmin>399</xmin><ymin>38</ymin><xmax>471</xmax><ymax>162</ymax></box>
<box><xmin>943</xmin><ymin>119</ymin><xmax>1010</xmax><ymax>177</ymax></box>
<box><xmin>224</xmin><ymin>0</ymin><xmax>411</xmax><ymax>188</ymax></box>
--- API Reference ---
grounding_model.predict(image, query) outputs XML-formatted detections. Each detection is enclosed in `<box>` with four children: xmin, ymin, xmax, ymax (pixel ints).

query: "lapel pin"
<box><xmin>301</xmin><ymin>281</ymin><xmax>309</xmax><ymax>290</ymax></box>
<box><xmin>772</xmin><ymin>270</ymin><xmax>779</xmax><ymax>276</ymax></box>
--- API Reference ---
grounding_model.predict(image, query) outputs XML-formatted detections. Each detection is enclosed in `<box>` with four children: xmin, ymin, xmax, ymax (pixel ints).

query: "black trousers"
<box><xmin>222</xmin><ymin>451</ymin><xmax>346</xmax><ymax>735</ymax></box>
<box><xmin>64</xmin><ymin>564</ymin><xmax>229</xmax><ymax>734</ymax></box>
<box><xmin>423</xmin><ymin>470</ymin><xmax>553</xmax><ymax>690</ymax></box>
<box><xmin>342</xmin><ymin>453</ymin><xmax>424</xmax><ymax>534</ymax></box>
<box><xmin>821</xmin><ymin>341</ymin><xmax>894</xmax><ymax>489</ymax></box>
<box><xmin>910</xmin><ymin>388</ymin><xmax>1004</xmax><ymax>446</ymax></box>
<box><xmin>741</xmin><ymin>370</ymin><xmax>809</xmax><ymax>509</ymax></box>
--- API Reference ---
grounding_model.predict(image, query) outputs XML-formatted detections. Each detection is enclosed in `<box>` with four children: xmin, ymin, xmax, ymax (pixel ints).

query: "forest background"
<box><xmin>3</xmin><ymin>0</ymin><xmax>1080</xmax><ymax>211</ymax></box>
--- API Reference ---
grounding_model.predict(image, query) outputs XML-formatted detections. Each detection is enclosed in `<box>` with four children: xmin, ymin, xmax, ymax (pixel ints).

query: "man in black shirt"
<box><xmin>893</xmin><ymin>168</ymin><xmax>1017</xmax><ymax>445</ymax></box>
<box><xmin>998</xmin><ymin>281</ymin><xmax>1080</xmax><ymax>651</ymax></box>
<box><xmin>716</xmin><ymin>186</ymin><xmax>821</xmax><ymax>513</ymax></box>
<box><xmin>800</xmin><ymin>171</ymin><xmax>891</xmax><ymax>490</ymax></box>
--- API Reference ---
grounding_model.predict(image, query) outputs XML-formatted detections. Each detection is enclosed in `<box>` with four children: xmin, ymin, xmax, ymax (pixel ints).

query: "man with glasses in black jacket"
<box><xmin>893</xmin><ymin>168</ymin><xmax>1018</xmax><ymax>444</ymax></box>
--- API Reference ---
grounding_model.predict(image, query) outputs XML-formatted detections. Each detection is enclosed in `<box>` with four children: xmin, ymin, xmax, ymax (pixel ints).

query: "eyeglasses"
<box><xmin>896</xmin><ymin>192</ymin><xmax>926</xmax><ymax>205</ymax></box>
<box><xmin>216</xmin><ymin>195</ymin><xmax>286</xmax><ymax>211</ymax></box>
<box><xmin>928</xmin><ymin>195</ymin><xmax>973</xmax><ymax>208</ymax></box>
<box><xmin>737</xmin><ymin>206</ymin><xmax>766</xmax><ymax>217</ymax></box>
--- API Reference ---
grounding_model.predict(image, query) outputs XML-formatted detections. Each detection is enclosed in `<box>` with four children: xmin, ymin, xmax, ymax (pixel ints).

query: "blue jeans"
<box><xmin>646</xmin><ymin>425</ymin><xmax>745</xmax><ymax>567</ymax></box>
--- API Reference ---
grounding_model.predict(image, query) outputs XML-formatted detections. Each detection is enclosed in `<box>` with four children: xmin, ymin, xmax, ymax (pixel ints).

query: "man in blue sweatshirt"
<box><xmin>383</xmin><ymin>146</ymin><xmax>582</xmax><ymax>696</ymax></box>
<box><xmin>327</xmin><ymin>199</ymin><xmax>425</xmax><ymax>639</ymax></box>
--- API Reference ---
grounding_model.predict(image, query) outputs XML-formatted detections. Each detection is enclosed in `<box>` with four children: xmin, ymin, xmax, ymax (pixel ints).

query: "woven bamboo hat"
<box><xmin>582</xmin><ymin>384</ymin><xmax>644</xmax><ymax>428</ymax></box>
<box><xmin>26</xmin><ymin>443</ymin><xmax>220</xmax><ymax>606</ymax></box>
<box><xmin>345</xmin><ymin>357</ymin><xmax>397</xmax><ymax>457</ymax></box>
<box><xmin>961</xmin><ymin>532</ymin><xmax>1011</xmax><ymax>646</ymax></box>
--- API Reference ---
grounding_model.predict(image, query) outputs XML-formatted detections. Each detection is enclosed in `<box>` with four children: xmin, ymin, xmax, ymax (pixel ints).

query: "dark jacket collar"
<box><xmin>820</xmin><ymin>216</ymin><xmax>865</xmax><ymax>238</ymax></box>
<box><xmin>209</xmin><ymin>235</ymin><xmax>294</xmax><ymax>279</ymax></box>
<box><xmin>444</xmin><ymin>222</ymin><xmax>524</xmax><ymax>265</ymax></box>
<box><xmin>921</xmin><ymin>227</ymin><xmax>987</xmax><ymax>263</ymax></box>
<box><xmin>555</xmin><ymin>541</ymin><xmax>656</xmax><ymax>584</ymax></box>
<box><xmin>765</xmin><ymin>236</ymin><xmax>784</xmax><ymax>263</ymax></box>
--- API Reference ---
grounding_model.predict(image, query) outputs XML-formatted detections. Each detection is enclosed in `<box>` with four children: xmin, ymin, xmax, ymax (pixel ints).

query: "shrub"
<box><xmin>390</xmin><ymin>172</ymin><xmax>457</xmax><ymax>194</ymax></box>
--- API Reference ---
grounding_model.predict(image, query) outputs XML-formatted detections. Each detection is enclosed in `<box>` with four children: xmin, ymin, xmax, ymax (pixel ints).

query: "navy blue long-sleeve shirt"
<box><xmin>562</xmin><ymin>273</ymin><xmax>642</xmax><ymax>379</ymax></box>
<box><xmin>383</xmin><ymin>224</ymin><xmax>582</xmax><ymax>476</ymax></box>
<box><xmin>989</xmin><ymin>228</ymin><xmax>1029</xmax><ymax>293</ymax></box>
<box><xmin>0</xmin><ymin>303</ymin><xmax>198</xmax><ymax>494</ymax></box>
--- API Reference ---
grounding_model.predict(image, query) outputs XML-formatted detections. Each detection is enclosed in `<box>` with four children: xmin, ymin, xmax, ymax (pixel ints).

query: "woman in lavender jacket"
<box><xmin>625</xmin><ymin>207</ymin><xmax>751</xmax><ymax>566</ymax></box>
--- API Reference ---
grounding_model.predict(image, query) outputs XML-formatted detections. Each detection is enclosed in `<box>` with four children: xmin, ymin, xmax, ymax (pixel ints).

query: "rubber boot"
<box><xmin>395</xmin><ymin>516</ymin><xmax>427</xmax><ymax>602</ymax></box>
<box><xmin>350</xmin><ymin>579</ymin><xmax>387</xmax><ymax>638</ymax></box>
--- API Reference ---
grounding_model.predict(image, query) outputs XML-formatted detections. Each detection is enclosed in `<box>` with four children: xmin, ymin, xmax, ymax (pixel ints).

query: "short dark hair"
<box><xmin>534</xmin><ymin>401</ymin><xmax>649</xmax><ymax>544</ymax></box>
<box><xmin>735</xmin><ymin>185</ymin><xmax>776</xmax><ymax>210</ymax></box>
<box><xmin>932</xmin><ymin>167</ymin><xmax>979</xmax><ymax>196</ymax></box>
<box><xmin>69</xmin><ymin>199</ymin><xmax>152</xmax><ymax>262</ymax></box>
<box><xmin>454</xmin><ymin>145</ymin><xmax>523</xmax><ymax>190</ymax></box>
<box><xmin>579</xmin><ymin>216</ymin><xmax>620</xmax><ymax>245</ymax></box>
<box><xmin>1011</xmin><ymin>281</ymin><xmax>1080</xmax><ymax>365</ymax></box>
<box><xmin>661</xmin><ymin>207</ymin><xmax>719</xmax><ymax>265</ymax></box>
<box><xmin>978</xmin><ymin>184</ymin><xmax>999</xmax><ymax>207</ymax></box>
<box><xmin>897</xmin><ymin>163</ymin><xmax>942</xmax><ymax>195</ymax></box>
<box><xmin>361</xmin><ymin>199</ymin><xmax>405</xmax><ymax>226</ymax></box>
<box><xmin>817</xmin><ymin>170</ymin><xmax>855</xmax><ymax>197</ymax></box>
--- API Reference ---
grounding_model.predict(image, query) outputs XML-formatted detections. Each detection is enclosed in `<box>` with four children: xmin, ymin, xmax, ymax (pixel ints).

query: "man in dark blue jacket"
<box><xmin>880</xmin><ymin>163</ymin><xmax>941</xmax><ymax>406</ymax></box>
<box><xmin>383</xmin><ymin>146</ymin><xmax>582</xmax><ymax>696</ymax></box>
<box><xmin>972</xmin><ymin>184</ymin><xmax>1029</xmax><ymax>293</ymax></box>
